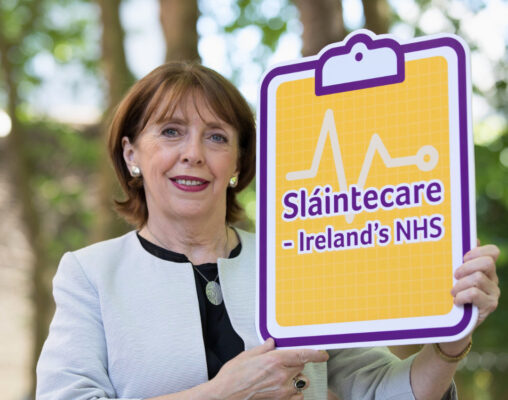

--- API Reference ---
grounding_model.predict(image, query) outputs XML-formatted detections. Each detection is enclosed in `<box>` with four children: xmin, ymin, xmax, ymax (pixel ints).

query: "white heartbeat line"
<box><xmin>285</xmin><ymin>109</ymin><xmax>439</xmax><ymax>223</ymax></box>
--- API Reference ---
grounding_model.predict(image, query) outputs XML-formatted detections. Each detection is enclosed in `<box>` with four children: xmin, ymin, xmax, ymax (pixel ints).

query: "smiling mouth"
<box><xmin>174</xmin><ymin>179</ymin><xmax>205</xmax><ymax>186</ymax></box>
<box><xmin>170</xmin><ymin>176</ymin><xmax>210</xmax><ymax>192</ymax></box>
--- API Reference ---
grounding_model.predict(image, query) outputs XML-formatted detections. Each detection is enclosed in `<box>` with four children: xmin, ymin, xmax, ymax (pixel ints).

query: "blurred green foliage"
<box><xmin>20</xmin><ymin>119</ymin><xmax>100</xmax><ymax>269</ymax></box>
<box><xmin>0</xmin><ymin>0</ymin><xmax>102</xmax><ymax>284</ymax></box>
<box><xmin>224</xmin><ymin>0</ymin><xmax>289</xmax><ymax>51</ymax></box>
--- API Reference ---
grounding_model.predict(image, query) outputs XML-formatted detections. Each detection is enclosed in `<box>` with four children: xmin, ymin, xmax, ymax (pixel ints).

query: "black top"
<box><xmin>136</xmin><ymin>233</ymin><xmax>245</xmax><ymax>379</ymax></box>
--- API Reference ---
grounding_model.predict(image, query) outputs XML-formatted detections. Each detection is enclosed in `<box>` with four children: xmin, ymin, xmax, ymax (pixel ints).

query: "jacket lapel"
<box><xmin>218</xmin><ymin>230</ymin><xmax>260</xmax><ymax>350</ymax></box>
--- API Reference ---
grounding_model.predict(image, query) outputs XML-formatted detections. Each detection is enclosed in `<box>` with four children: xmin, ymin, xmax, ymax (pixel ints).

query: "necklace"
<box><xmin>192</xmin><ymin>266</ymin><xmax>223</xmax><ymax>306</ymax></box>
<box><xmin>144</xmin><ymin>224</ymin><xmax>229</xmax><ymax>306</ymax></box>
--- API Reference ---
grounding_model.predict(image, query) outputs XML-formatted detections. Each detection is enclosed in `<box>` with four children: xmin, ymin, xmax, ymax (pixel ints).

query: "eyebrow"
<box><xmin>205</xmin><ymin>121</ymin><xmax>229</xmax><ymax>130</ymax></box>
<box><xmin>159</xmin><ymin>117</ymin><xmax>229</xmax><ymax>131</ymax></box>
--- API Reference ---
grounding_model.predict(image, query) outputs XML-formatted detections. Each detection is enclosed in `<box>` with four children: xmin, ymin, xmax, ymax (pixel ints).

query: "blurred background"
<box><xmin>0</xmin><ymin>0</ymin><xmax>506</xmax><ymax>399</ymax></box>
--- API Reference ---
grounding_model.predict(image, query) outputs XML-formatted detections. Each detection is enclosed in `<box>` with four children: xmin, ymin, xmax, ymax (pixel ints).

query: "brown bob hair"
<box><xmin>108</xmin><ymin>62</ymin><xmax>256</xmax><ymax>228</ymax></box>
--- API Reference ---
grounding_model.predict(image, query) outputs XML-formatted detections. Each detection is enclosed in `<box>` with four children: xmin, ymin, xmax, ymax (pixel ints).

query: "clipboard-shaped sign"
<box><xmin>256</xmin><ymin>30</ymin><xmax>477</xmax><ymax>349</ymax></box>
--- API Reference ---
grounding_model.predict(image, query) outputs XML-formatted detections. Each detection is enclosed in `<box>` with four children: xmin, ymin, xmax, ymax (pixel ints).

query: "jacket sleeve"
<box><xmin>36</xmin><ymin>252</ymin><xmax>141</xmax><ymax>400</ymax></box>
<box><xmin>327</xmin><ymin>347</ymin><xmax>458</xmax><ymax>400</ymax></box>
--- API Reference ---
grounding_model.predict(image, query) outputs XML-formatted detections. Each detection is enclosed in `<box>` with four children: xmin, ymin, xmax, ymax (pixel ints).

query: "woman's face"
<box><xmin>122</xmin><ymin>92</ymin><xmax>239</xmax><ymax>224</ymax></box>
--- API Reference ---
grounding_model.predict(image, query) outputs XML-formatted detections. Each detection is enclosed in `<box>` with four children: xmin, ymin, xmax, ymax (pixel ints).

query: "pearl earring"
<box><xmin>229</xmin><ymin>176</ymin><xmax>238</xmax><ymax>188</ymax></box>
<box><xmin>131</xmin><ymin>166</ymin><xmax>141</xmax><ymax>177</ymax></box>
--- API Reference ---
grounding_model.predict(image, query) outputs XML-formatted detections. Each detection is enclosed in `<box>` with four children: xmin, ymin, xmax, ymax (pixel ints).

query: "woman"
<box><xmin>36</xmin><ymin>62</ymin><xmax>500</xmax><ymax>400</ymax></box>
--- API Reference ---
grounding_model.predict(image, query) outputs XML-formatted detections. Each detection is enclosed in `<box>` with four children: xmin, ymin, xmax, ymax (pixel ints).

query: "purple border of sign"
<box><xmin>258</xmin><ymin>33</ymin><xmax>472</xmax><ymax>347</ymax></box>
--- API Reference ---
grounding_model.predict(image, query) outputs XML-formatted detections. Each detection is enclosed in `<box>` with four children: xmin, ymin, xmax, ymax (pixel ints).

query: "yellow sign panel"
<box><xmin>257</xmin><ymin>31</ymin><xmax>477</xmax><ymax>349</ymax></box>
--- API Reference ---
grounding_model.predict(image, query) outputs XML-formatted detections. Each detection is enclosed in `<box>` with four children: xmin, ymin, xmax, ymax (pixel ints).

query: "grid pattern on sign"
<box><xmin>274</xmin><ymin>56</ymin><xmax>453</xmax><ymax>326</ymax></box>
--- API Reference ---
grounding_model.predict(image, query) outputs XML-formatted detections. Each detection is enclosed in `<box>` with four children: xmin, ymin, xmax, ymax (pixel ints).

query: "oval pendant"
<box><xmin>205</xmin><ymin>281</ymin><xmax>223</xmax><ymax>305</ymax></box>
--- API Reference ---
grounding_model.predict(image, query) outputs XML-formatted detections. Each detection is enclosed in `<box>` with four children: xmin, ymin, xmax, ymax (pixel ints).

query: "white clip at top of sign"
<box><xmin>315</xmin><ymin>30</ymin><xmax>405</xmax><ymax>96</ymax></box>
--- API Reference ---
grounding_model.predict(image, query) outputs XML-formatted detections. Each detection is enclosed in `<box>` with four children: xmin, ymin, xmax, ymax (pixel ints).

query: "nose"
<box><xmin>181</xmin><ymin>134</ymin><xmax>204</xmax><ymax>165</ymax></box>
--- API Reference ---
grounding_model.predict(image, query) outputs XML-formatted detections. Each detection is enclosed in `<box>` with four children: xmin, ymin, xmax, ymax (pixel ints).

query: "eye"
<box><xmin>161</xmin><ymin>127</ymin><xmax>180</xmax><ymax>137</ymax></box>
<box><xmin>210</xmin><ymin>133</ymin><xmax>228</xmax><ymax>143</ymax></box>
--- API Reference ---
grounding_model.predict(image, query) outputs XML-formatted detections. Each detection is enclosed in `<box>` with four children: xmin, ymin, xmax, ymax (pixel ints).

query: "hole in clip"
<box><xmin>355</xmin><ymin>52</ymin><xmax>363</xmax><ymax>61</ymax></box>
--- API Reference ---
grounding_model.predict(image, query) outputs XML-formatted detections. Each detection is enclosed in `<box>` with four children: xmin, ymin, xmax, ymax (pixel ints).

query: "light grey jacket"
<box><xmin>36</xmin><ymin>229</ymin><xmax>455</xmax><ymax>400</ymax></box>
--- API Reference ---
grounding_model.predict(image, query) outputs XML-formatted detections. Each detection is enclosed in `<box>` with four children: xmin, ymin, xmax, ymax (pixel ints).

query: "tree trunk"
<box><xmin>159</xmin><ymin>0</ymin><xmax>200</xmax><ymax>62</ymax></box>
<box><xmin>361</xmin><ymin>0</ymin><xmax>391</xmax><ymax>34</ymax></box>
<box><xmin>97</xmin><ymin>0</ymin><xmax>133</xmax><ymax>106</ymax></box>
<box><xmin>293</xmin><ymin>0</ymin><xmax>346</xmax><ymax>57</ymax></box>
<box><xmin>95</xmin><ymin>0</ymin><xmax>134</xmax><ymax>241</ymax></box>
<box><xmin>0</xmin><ymin>37</ymin><xmax>53</xmax><ymax>399</ymax></box>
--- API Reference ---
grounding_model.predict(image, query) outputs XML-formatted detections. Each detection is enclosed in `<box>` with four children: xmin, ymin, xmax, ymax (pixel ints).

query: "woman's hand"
<box><xmin>409</xmin><ymin>243</ymin><xmax>500</xmax><ymax>400</ymax></box>
<box><xmin>437</xmin><ymin>242</ymin><xmax>500</xmax><ymax>357</ymax></box>
<box><xmin>210</xmin><ymin>338</ymin><xmax>329</xmax><ymax>400</ymax></box>
<box><xmin>451</xmin><ymin>242</ymin><xmax>500</xmax><ymax>328</ymax></box>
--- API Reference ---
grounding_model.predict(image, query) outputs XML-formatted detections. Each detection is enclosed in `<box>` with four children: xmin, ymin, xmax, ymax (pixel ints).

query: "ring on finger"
<box><xmin>293</xmin><ymin>376</ymin><xmax>307</xmax><ymax>393</ymax></box>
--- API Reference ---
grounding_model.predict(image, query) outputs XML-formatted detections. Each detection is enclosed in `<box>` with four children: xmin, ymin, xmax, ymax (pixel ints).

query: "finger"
<box><xmin>280</xmin><ymin>374</ymin><xmax>308</xmax><ymax>399</ymax></box>
<box><xmin>283</xmin><ymin>365</ymin><xmax>306</xmax><ymax>379</ymax></box>
<box><xmin>289</xmin><ymin>395</ymin><xmax>304</xmax><ymax>400</ymax></box>
<box><xmin>451</xmin><ymin>271</ymin><xmax>500</xmax><ymax>298</ymax></box>
<box><xmin>455</xmin><ymin>256</ymin><xmax>498</xmax><ymax>283</ymax></box>
<box><xmin>279</xmin><ymin>349</ymin><xmax>329</xmax><ymax>367</ymax></box>
<box><xmin>464</xmin><ymin>244</ymin><xmax>500</xmax><ymax>262</ymax></box>
<box><xmin>245</xmin><ymin>338</ymin><xmax>275</xmax><ymax>357</ymax></box>
<box><xmin>253</xmin><ymin>377</ymin><xmax>306</xmax><ymax>400</ymax></box>
<box><xmin>453</xmin><ymin>286</ymin><xmax>499</xmax><ymax>316</ymax></box>
<box><xmin>454</xmin><ymin>287</ymin><xmax>499</xmax><ymax>327</ymax></box>
<box><xmin>258</xmin><ymin>354</ymin><xmax>303</xmax><ymax>381</ymax></box>
<box><xmin>477</xmin><ymin>238</ymin><xmax>481</xmax><ymax>246</ymax></box>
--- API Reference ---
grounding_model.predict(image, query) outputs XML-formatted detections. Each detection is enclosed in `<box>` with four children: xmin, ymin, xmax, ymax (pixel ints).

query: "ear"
<box><xmin>122</xmin><ymin>136</ymin><xmax>137</xmax><ymax>170</ymax></box>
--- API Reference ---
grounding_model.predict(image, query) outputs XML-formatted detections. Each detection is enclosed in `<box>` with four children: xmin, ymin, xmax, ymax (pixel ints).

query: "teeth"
<box><xmin>175</xmin><ymin>179</ymin><xmax>204</xmax><ymax>186</ymax></box>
